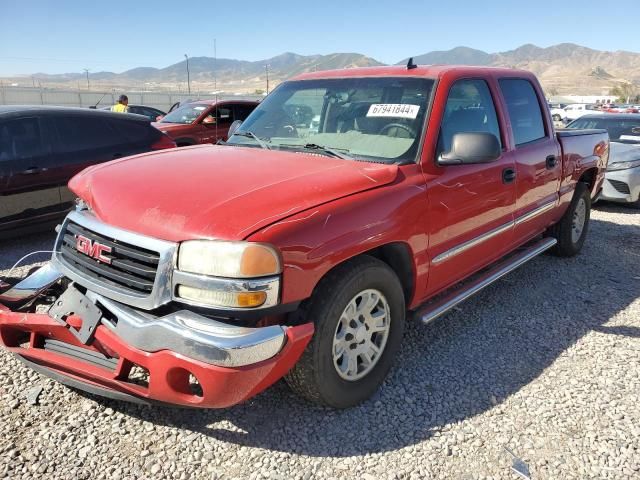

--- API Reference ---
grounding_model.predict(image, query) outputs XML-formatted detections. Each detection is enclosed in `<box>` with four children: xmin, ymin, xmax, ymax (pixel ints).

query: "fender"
<box><xmin>247</xmin><ymin>164</ymin><xmax>431</xmax><ymax>309</ymax></box>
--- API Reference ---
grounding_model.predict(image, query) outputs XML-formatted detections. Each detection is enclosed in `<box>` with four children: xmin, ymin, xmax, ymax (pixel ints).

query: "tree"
<box><xmin>610</xmin><ymin>82</ymin><xmax>639</xmax><ymax>103</ymax></box>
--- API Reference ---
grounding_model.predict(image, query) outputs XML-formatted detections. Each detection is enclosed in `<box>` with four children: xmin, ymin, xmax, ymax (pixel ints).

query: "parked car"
<box><xmin>0</xmin><ymin>106</ymin><xmax>176</xmax><ymax>237</ymax></box>
<box><xmin>604</xmin><ymin>105</ymin><xmax>639</xmax><ymax>114</ymax></box>
<box><xmin>567</xmin><ymin>113</ymin><xmax>640</xmax><ymax>207</ymax></box>
<box><xmin>100</xmin><ymin>104</ymin><xmax>166</xmax><ymax>121</ymax></box>
<box><xmin>548</xmin><ymin>104</ymin><xmax>566</xmax><ymax>122</ymax></box>
<box><xmin>153</xmin><ymin>100</ymin><xmax>259</xmax><ymax>146</ymax></box>
<box><xmin>562</xmin><ymin>103</ymin><xmax>598</xmax><ymax>122</ymax></box>
<box><xmin>0</xmin><ymin>66</ymin><xmax>608</xmax><ymax>409</ymax></box>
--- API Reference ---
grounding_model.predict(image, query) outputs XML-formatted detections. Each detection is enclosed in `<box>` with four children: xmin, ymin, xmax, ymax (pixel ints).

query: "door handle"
<box><xmin>19</xmin><ymin>167</ymin><xmax>47</xmax><ymax>175</ymax></box>
<box><xmin>502</xmin><ymin>167</ymin><xmax>516</xmax><ymax>184</ymax></box>
<box><xmin>546</xmin><ymin>155</ymin><xmax>557</xmax><ymax>169</ymax></box>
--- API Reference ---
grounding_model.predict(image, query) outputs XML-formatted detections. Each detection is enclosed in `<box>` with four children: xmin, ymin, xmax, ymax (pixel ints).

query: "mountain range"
<box><xmin>10</xmin><ymin>43</ymin><xmax>640</xmax><ymax>95</ymax></box>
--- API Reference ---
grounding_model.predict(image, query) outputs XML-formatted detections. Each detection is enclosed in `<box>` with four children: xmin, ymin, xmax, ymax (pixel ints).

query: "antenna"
<box><xmin>406</xmin><ymin>57</ymin><xmax>418</xmax><ymax>70</ymax></box>
<box><xmin>213</xmin><ymin>38</ymin><xmax>217</xmax><ymax>91</ymax></box>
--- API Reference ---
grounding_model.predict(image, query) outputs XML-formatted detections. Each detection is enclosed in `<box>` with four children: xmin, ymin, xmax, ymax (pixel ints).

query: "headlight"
<box><xmin>174</xmin><ymin>241</ymin><xmax>281</xmax><ymax>309</ymax></box>
<box><xmin>607</xmin><ymin>159</ymin><xmax>640</xmax><ymax>171</ymax></box>
<box><xmin>178</xmin><ymin>240</ymin><xmax>281</xmax><ymax>278</ymax></box>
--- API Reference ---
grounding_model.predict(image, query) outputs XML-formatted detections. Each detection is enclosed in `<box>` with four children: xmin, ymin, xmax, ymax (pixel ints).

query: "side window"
<box><xmin>53</xmin><ymin>116</ymin><xmax>120</xmax><ymax>152</ymax></box>
<box><xmin>233</xmin><ymin>104</ymin><xmax>255</xmax><ymax>121</ymax></box>
<box><xmin>0</xmin><ymin>117</ymin><xmax>46</xmax><ymax>162</ymax></box>
<box><xmin>438</xmin><ymin>79</ymin><xmax>501</xmax><ymax>155</ymax></box>
<box><xmin>498</xmin><ymin>79</ymin><xmax>546</xmax><ymax>146</ymax></box>
<box><xmin>216</xmin><ymin>107</ymin><xmax>232</xmax><ymax>124</ymax></box>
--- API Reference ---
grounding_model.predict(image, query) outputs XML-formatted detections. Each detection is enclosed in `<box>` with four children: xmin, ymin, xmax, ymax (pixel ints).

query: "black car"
<box><xmin>99</xmin><ymin>104</ymin><xmax>166</xmax><ymax>121</ymax></box>
<box><xmin>0</xmin><ymin>106</ymin><xmax>175</xmax><ymax>238</ymax></box>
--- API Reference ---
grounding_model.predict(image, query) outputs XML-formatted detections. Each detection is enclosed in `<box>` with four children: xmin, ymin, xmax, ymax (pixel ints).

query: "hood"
<box><xmin>609</xmin><ymin>141</ymin><xmax>640</xmax><ymax>164</ymax></box>
<box><xmin>69</xmin><ymin>145</ymin><xmax>398</xmax><ymax>242</ymax></box>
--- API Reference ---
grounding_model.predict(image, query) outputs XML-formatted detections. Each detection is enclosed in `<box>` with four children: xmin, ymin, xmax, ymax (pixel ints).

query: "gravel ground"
<box><xmin>0</xmin><ymin>204</ymin><xmax>638</xmax><ymax>480</ymax></box>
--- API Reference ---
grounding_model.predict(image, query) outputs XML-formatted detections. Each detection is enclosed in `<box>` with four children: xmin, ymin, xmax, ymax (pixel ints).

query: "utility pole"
<box><xmin>265</xmin><ymin>64</ymin><xmax>270</xmax><ymax>95</ymax></box>
<box><xmin>184</xmin><ymin>54</ymin><xmax>191</xmax><ymax>95</ymax></box>
<box><xmin>83</xmin><ymin>69</ymin><xmax>90</xmax><ymax>90</ymax></box>
<box><xmin>213</xmin><ymin>38</ymin><xmax>217</xmax><ymax>91</ymax></box>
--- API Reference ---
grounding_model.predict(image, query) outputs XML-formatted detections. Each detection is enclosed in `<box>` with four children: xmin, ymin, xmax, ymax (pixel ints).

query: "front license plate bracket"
<box><xmin>48</xmin><ymin>285</ymin><xmax>103</xmax><ymax>344</ymax></box>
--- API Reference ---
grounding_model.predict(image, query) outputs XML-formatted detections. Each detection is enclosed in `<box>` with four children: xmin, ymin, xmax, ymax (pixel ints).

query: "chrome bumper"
<box><xmin>89</xmin><ymin>292</ymin><xmax>287</xmax><ymax>367</ymax></box>
<box><xmin>1</xmin><ymin>264</ymin><xmax>288</xmax><ymax>368</ymax></box>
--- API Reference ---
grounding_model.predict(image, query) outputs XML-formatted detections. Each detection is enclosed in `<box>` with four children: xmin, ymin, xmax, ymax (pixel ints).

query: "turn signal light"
<box><xmin>177</xmin><ymin>285</ymin><xmax>267</xmax><ymax>308</ymax></box>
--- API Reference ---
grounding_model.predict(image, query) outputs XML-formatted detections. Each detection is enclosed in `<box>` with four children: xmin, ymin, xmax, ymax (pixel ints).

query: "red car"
<box><xmin>0</xmin><ymin>65</ymin><xmax>608</xmax><ymax>409</ymax></box>
<box><xmin>153</xmin><ymin>100</ymin><xmax>258</xmax><ymax>146</ymax></box>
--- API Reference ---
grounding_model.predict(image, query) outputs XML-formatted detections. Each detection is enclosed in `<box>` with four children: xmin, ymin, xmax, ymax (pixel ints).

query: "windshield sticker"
<box><xmin>367</xmin><ymin>104</ymin><xmax>420</xmax><ymax>119</ymax></box>
<box><xmin>620</xmin><ymin>135</ymin><xmax>640</xmax><ymax>141</ymax></box>
<box><xmin>193</xmin><ymin>106</ymin><xmax>206</xmax><ymax>111</ymax></box>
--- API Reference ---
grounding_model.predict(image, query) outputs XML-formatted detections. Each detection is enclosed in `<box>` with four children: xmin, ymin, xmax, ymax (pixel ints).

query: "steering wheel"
<box><xmin>280</xmin><ymin>124</ymin><xmax>299</xmax><ymax>138</ymax></box>
<box><xmin>378</xmin><ymin>123</ymin><xmax>416</xmax><ymax>137</ymax></box>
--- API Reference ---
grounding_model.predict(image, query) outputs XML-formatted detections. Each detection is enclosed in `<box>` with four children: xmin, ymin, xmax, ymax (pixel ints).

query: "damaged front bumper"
<box><xmin>0</xmin><ymin>265</ymin><xmax>313</xmax><ymax>408</ymax></box>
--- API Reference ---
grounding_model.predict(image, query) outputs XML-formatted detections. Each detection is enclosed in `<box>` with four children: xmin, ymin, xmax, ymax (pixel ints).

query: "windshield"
<box><xmin>226</xmin><ymin>77</ymin><xmax>435</xmax><ymax>163</ymax></box>
<box><xmin>568</xmin><ymin>117</ymin><xmax>640</xmax><ymax>143</ymax></box>
<box><xmin>160</xmin><ymin>104</ymin><xmax>209</xmax><ymax>124</ymax></box>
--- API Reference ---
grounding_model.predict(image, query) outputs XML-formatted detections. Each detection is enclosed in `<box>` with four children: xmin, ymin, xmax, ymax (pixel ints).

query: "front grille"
<box><xmin>608</xmin><ymin>179</ymin><xmax>631</xmax><ymax>194</ymax></box>
<box><xmin>58</xmin><ymin>220</ymin><xmax>160</xmax><ymax>295</ymax></box>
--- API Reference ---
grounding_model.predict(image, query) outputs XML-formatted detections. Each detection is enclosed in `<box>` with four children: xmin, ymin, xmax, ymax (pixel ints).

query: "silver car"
<box><xmin>567</xmin><ymin>114</ymin><xmax>640</xmax><ymax>208</ymax></box>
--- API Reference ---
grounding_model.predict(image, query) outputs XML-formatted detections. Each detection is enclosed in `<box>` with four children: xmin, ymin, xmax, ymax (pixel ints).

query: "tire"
<box><xmin>285</xmin><ymin>256</ymin><xmax>405</xmax><ymax>408</ymax></box>
<box><xmin>552</xmin><ymin>114</ymin><xmax>562</xmax><ymax>122</ymax></box>
<box><xmin>547</xmin><ymin>182</ymin><xmax>591</xmax><ymax>257</ymax></box>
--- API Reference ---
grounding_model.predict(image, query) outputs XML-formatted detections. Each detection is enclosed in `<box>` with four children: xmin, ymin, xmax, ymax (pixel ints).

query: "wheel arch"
<box><xmin>306</xmin><ymin>242</ymin><xmax>416</xmax><ymax>308</ymax></box>
<box><xmin>578</xmin><ymin>167</ymin><xmax>599</xmax><ymax>198</ymax></box>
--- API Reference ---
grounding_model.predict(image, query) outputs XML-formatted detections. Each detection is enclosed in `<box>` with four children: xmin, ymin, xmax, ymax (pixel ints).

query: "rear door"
<box><xmin>49</xmin><ymin>114</ymin><xmax>143</xmax><ymax>208</ymax></box>
<box><xmin>497</xmin><ymin>78</ymin><xmax>561</xmax><ymax>240</ymax></box>
<box><xmin>425</xmin><ymin>78</ymin><xmax>517</xmax><ymax>295</ymax></box>
<box><xmin>0</xmin><ymin>115</ymin><xmax>62</xmax><ymax>226</ymax></box>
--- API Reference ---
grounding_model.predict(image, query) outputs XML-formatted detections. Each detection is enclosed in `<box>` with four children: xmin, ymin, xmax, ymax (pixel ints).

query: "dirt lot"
<box><xmin>0</xmin><ymin>203</ymin><xmax>638</xmax><ymax>480</ymax></box>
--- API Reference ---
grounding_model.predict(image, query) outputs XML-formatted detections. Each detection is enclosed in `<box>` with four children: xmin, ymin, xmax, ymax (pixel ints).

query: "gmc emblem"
<box><xmin>75</xmin><ymin>235</ymin><xmax>112</xmax><ymax>264</ymax></box>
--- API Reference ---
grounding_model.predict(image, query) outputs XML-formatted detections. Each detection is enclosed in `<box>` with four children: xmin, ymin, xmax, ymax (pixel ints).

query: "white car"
<box><xmin>562</xmin><ymin>104</ymin><xmax>598</xmax><ymax>123</ymax></box>
<box><xmin>567</xmin><ymin>114</ymin><xmax>640</xmax><ymax>208</ymax></box>
<box><xmin>549</xmin><ymin>106</ymin><xmax>566</xmax><ymax>122</ymax></box>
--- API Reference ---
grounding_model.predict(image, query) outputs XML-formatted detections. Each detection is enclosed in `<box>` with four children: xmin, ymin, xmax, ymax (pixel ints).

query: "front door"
<box><xmin>425</xmin><ymin>78</ymin><xmax>517</xmax><ymax>297</ymax></box>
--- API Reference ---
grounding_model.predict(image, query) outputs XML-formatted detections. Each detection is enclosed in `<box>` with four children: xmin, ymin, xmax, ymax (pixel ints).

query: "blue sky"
<box><xmin>1</xmin><ymin>0</ymin><xmax>638</xmax><ymax>75</ymax></box>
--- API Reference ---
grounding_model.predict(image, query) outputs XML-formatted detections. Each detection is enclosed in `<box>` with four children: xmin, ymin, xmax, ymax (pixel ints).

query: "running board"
<box><xmin>415</xmin><ymin>237</ymin><xmax>557</xmax><ymax>325</ymax></box>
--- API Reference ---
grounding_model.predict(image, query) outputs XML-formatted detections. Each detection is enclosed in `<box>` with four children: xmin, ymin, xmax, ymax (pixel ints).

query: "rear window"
<box><xmin>53</xmin><ymin>116</ymin><xmax>122</xmax><ymax>152</ymax></box>
<box><xmin>499</xmin><ymin>79</ymin><xmax>546</xmax><ymax>146</ymax></box>
<box><xmin>109</xmin><ymin>119</ymin><xmax>155</xmax><ymax>143</ymax></box>
<box><xmin>568</xmin><ymin>117</ymin><xmax>640</xmax><ymax>143</ymax></box>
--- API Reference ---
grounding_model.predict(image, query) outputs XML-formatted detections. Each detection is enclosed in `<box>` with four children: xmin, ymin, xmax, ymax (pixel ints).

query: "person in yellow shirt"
<box><xmin>111</xmin><ymin>95</ymin><xmax>129</xmax><ymax>113</ymax></box>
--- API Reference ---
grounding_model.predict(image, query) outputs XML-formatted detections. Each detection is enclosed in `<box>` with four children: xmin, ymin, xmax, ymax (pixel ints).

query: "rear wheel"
<box><xmin>547</xmin><ymin>182</ymin><xmax>591</xmax><ymax>256</ymax></box>
<box><xmin>285</xmin><ymin>256</ymin><xmax>405</xmax><ymax>408</ymax></box>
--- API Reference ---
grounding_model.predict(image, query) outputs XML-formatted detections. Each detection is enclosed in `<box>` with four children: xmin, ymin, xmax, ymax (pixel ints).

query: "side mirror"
<box><xmin>202</xmin><ymin>116</ymin><xmax>216</xmax><ymax>125</ymax></box>
<box><xmin>438</xmin><ymin>132</ymin><xmax>501</xmax><ymax>165</ymax></box>
<box><xmin>228</xmin><ymin>120</ymin><xmax>243</xmax><ymax>137</ymax></box>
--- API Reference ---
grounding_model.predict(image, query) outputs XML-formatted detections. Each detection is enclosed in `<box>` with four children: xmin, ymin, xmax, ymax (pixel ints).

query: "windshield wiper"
<box><xmin>280</xmin><ymin>143</ymin><xmax>353</xmax><ymax>160</ymax></box>
<box><xmin>231</xmin><ymin>131</ymin><xmax>271</xmax><ymax>150</ymax></box>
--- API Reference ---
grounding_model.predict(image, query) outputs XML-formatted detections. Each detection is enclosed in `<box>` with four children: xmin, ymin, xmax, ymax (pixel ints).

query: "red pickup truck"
<box><xmin>0</xmin><ymin>65</ymin><xmax>608</xmax><ymax>409</ymax></box>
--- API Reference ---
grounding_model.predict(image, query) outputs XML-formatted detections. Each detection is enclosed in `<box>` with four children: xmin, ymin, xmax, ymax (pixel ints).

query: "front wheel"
<box><xmin>285</xmin><ymin>256</ymin><xmax>405</xmax><ymax>408</ymax></box>
<box><xmin>547</xmin><ymin>182</ymin><xmax>591</xmax><ymax>256</ymax></box>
